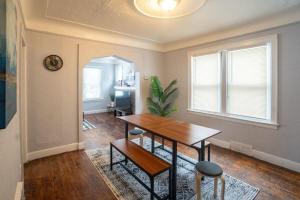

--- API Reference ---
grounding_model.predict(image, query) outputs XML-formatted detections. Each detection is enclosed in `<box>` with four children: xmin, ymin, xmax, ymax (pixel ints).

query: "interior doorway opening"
<box><xmin>81</xmin><ymin>55</ymin><xmax>140</xmax><ymax>149</ymax></box>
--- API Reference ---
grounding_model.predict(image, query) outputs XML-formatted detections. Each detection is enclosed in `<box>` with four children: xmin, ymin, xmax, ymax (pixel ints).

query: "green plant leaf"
<box><xmin>164</xmin><ymin>79</ymin><xmax>177</xmax><ymax>94</ymax></box>
<box><xmin>148</xmin><ymin>106</ymin><xmax>160</xmax><ymax>115</ymax></box>
<box><xmin>163</xmin><ymin>107</ymin><xmax>177</xmax><ymax>117</ymax></box>
<box><xmin>147</xmin><ymin>97</ymin><xmax>163</xmax><ymax>114</ymax></box>
<box><xmin>147</xmin><ymin>76</ymin><xmax>178</xmax><ymax>117</ymax></box>
<box><xmin>161</xmin><ymin>88</ymin><xmax>178</xmax><ymax>103</ymax></box>
<box><xmin>150</xmin><ymin>76</ymin><xmax>163</xmax><ymax>99</ymax></box>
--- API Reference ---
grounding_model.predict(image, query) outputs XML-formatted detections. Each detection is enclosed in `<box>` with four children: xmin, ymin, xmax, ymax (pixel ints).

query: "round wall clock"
<box><xmin>43</xmin><ymin>55</ymin><xmax>63</xmax><ymax>71</ymax></box>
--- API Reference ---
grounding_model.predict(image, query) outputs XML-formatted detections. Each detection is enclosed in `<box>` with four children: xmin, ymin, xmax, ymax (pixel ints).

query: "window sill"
<box><xmin>83</xmin><ymin>98</ymin><xmax>104</xmax><ymax>102</ymax></box>
<box><xmin>187</xmin><ymin>108</ymin><xmax>279</xmax><ymax>129</ymax></box>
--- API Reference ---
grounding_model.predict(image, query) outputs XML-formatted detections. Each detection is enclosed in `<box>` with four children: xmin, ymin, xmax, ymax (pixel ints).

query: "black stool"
<box><xmin>128</xmin><ymin>128</ymin><xmax>145</xmax><ymax>146</ymax></box>
<box><xmin>195</xmin><ymin>161</ymin><xmax>225</xmax><ymax>200</ymax></box>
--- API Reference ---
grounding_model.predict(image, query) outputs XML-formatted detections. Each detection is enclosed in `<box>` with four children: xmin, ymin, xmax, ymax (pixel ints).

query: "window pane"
<box><xmin>227</xmin><ymin>45</ymin><xmax>268</xmax><ymax>119</ymax></box>
<box><xmin>191</xmin><ymin>53</ymin><xmax>220</xmax><ymax>112</ymax></box>
<box><xmin>83</xmin><ymin>68</ymin><xmax>102</xmax><ymax>100</ymax></box>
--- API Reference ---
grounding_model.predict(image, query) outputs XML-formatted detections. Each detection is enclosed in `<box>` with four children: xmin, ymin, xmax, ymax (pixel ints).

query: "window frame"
<box><xmin>83</xmin><ymin>67</ymin><xmax>103</xmax><ymax>102</ymax></box>
<box><xmin>188</xmin><ymin>35</ymin><xmax>278</xmax><ymax>129</ymax></box>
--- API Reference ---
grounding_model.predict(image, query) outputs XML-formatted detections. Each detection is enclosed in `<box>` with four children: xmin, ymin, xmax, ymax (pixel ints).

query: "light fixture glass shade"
<box><xmin>134</xmin><ymin>0</ymin><xmax>206</xmax><ymax>19</ymax></box>
<box><xmin>158</xmin><ymin>0</ymin><xmax>179</xmax><ymax>11</ymax></box>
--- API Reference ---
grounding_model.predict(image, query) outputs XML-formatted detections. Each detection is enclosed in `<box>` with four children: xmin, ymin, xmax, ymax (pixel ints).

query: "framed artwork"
<box><xmin>0</xmin><ymin>0</ymin><xmax>17</xmax><ymax>129</ymax></box>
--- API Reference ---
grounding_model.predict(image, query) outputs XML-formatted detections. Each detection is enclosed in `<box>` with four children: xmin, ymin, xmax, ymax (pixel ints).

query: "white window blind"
<box><xmin>191</xmin><ymin>53</ymin><xmax>220</xmax><ymax>112</ymax></box>
<box><xmin>227</xmin><ymin>46</ymin><xmax>269</xmax><ymax>119</ymax></box>
<box><xmin>189</xmin><ymin>35</ymin><xmax>277</xmax><ymax>127</ymax></box>
<box><xmin>83</xmin><ymin>68</ymin><xmax>102</xmax><ymax>101</ymax></box>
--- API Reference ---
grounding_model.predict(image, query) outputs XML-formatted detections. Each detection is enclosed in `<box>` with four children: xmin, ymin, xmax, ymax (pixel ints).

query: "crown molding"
<box><xmin>162</xmin><ymin>7</ymin><xmax>300</xmax><ymax>52</ymax></box>
<box><xmin>20</xmin><ymin>1</ymin><xmax>300</xmax><ymax>53</ymax></box>
<box><xmin>25</xmin><ymin>18</ymin><xmax>164</xmax><ymax>52</ymax></box>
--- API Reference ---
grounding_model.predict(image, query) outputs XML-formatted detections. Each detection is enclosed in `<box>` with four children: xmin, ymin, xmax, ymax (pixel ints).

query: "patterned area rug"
<box><xmin>85</xmin><ymin>137</ymin><xmax>259</xmax><ymax>200</ymax></box>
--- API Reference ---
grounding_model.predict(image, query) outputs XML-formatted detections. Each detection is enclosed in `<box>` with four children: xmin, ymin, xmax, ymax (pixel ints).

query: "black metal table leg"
<box><xmin>197</xmin><ymin>149</ymin><xmax>202</xmax><ymax>162</ymax></box>
<box><xmin>208</xmin><ymin>144</ymin><xmax>211</xmax><ymax>161</ymax></box>
<box><xmin>125</xmin><ymin>123</ymin><xmax>128</xmax><ymax>164</ymax></box>
<box><xmin>151</xmin><ymin>133</ymin><xmax>155</xmax><ymax>153</ymax></box>
<box><xmin>110</xmin><ymin>144</ymin><xmax>113</xmax><ymax>170</ymax></box>
<box><xmin>200</xmin><ymin>140</ymin><xmax>205</xmax><ymax>181</ymax></box>
<box><xmin>172</xmin><ymin>141</ymin><xmax>177</xmax><ymax>200</ymax></box>
<box><xmin>200</xmin><ymin>140</ymin><xmax>205</xmax><ymax>161</ymax></box>
<box><xmin>125</xmin><ymin>123</ymin><xmax>129</xmax><ymax>139</ymax></box>
<box><xmin>169</xmin><ymin>169</ymin><xmax>172</xmax><ymax>199</ymax></box>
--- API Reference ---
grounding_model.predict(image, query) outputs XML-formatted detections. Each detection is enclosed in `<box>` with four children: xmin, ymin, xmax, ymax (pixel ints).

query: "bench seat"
<box><xmin>110</xmin><ymin>139</ymin><xmax>171</xmax><ymax>200</ymax></box>
<box><xmin>111</xmin><ymin>138</ymin><xmax>171</xmax><ymax>176</ymax></box>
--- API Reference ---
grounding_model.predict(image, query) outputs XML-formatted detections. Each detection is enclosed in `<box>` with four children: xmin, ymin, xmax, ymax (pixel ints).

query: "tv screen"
<box><xmin>115</xmin><ymin>91</ymin><xmax>131</xmax><ymax>109</ymax></box>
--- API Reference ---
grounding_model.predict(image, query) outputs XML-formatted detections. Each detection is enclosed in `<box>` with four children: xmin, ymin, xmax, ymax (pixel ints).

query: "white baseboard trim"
<box><xmin>208</xmin><ymin>138</ymin><xmax>300</xmax><ymax>173</ymax></box>
<box><xmin>253</xmin><ymin>150</ymin><xmax>300</xmax><ymax>173</ymax></box>
<box><xmin>27</xmin><ymin>143</ymin><xmax>82</xmax><ymax>161</ymax></box>
<box><xmin>84</xmin><ymin>109</ymin><xmax>107</xmax><ymax>115</ymax></box>
<box><xmin>78</xmin><ymin>142</ymin><xmax>85</xmax><ymax>150</ymax></box>
<box><xmin>14</xmin><ymin>182</ymin><xmax>23</xmax><ymax>200</ymax></box>
<box><xmin>208</xmin><ymin>138</ymin><xmax>231</xmax><ymax>149</ymax></box>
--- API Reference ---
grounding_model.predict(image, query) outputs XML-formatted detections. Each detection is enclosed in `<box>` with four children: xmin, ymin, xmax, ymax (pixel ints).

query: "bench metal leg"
<box><xmin>162</xmin><ymin>138</ymin><xmax>165</xmax><ymax>149</ymax></box>
<box><xmin>150</xmin><ymin>176</ymin><xmax>154</xmax><ymax>200</ymax></box>
<box><xmin>169</xmin><ymin>169</ymin><xmax>172</xmax><ymax>199</ymax></box>
<box><xmin>171</xmin><ymin>141</ymin><xmax>177</xmax><ymax>200</ymax></box>
<box><xmin>151</xmin><ymin>133</ymin><xmax>155</xmax><ymax>153</ymax></box>
<box><xmin>125</xmin><ymin>123</ymin><xmax>129</xmax><ymax>165</ymax></box>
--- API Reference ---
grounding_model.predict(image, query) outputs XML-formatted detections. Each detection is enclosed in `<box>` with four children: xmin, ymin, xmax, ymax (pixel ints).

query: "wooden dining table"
<box><xmin>118</xmin><ymin>113</ymin><xmax>222</xmax><ymax>200</ymax></box>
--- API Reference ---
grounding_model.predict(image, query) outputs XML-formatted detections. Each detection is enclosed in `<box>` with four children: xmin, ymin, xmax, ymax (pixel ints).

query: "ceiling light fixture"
<box><xmin>134</xmin><ymin>0</ymin><xmax>206</xmax><ymax>19</ymax></box>
<box><xmin>158</xmin><ymin>0</ymin><xmax>180</xmax><ymax>11</ymax></box>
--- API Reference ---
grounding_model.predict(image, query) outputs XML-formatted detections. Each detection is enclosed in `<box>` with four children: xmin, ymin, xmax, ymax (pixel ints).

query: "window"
<box><xmin>191</xmin><ymin>53</ymin><xmax>221</xmax><ymax>112</ymax></box>
<box><xmin>188</xmin><ymin>35</ymin><xmax>278</xmax><ymax>128</ymax></box>
<box><xmin>83</xmin><ymin>67</ymin><xmax>102</xmax><ymax>101</ymax></box>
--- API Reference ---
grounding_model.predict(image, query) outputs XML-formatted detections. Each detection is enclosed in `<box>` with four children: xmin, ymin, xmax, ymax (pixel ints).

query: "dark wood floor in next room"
<box><xmin>24</xmin><ymin>112</ymin><xmax>300</xmax><ymax>200</ymax></box>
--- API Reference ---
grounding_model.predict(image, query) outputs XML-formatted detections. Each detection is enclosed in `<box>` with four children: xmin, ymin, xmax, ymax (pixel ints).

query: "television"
<box><xmin>115</xmin><ymin>90</ymin><xmax>132</xmax><ymax>116</ymax></box>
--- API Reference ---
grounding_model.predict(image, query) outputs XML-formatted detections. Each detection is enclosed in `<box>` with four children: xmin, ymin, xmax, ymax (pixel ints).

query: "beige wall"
<box><xmin>164</xmin><ymin>22</ymin><xmax>300</xmax><ymax>164</ymax></box>
<box><xmin>25</xmin><ymin>14</ymin><xmax>300</xmax><ymax>171</ymax></box>
<box><xmin>0</xmin><ymin>0</ymin><xmax>25</xmax><ymax>199</ymax></box>
<box><xmin>26</xmin><ymin>30</ymin><xmax>164</xmax><ymax>152</ymax></box>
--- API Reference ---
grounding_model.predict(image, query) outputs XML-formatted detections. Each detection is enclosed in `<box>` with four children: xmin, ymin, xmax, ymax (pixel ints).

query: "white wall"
<box><xmin>0</xmin><ymin>0</ymin><xmax>25</xmax><ymax>199</ymax></box>
<box><xmin>26</xmin><ymin>30</ymin><xmax>164</xmax><ymax>152</ymax></box>
<box><xmin>164</xmin><ymin>22</ymin><xmax>300</xmax><ymax>165</ymax></box>
<box><xmin>83</xmin><ymin>62</ymin><xmax>115</xmax><ymax>113</ymax></box>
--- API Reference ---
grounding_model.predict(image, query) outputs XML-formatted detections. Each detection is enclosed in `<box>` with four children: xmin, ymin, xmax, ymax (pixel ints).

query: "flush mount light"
<box><xmin>134</xmin><ymin>0</ymin><xmax>206</xmax><ymax>19</ymax></box>
<box><xmin>158</xmin><ymin>0</ymin><xmax>180</xmax><ymax>11</ymax></box>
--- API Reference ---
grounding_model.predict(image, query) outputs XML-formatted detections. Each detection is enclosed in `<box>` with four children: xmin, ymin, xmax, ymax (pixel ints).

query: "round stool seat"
<box><xmin>128</xmin><ymin>129</ymin><xmax>144</xmax><ymax>135</ymax></box>
<box><xmin>195</xmin><ymin>161</ymin><xmax>223</xmax><ymax>177</ymax></box>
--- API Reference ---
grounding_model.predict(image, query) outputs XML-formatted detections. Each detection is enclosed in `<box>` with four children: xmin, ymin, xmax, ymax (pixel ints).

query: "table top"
<box><xmin>118</xmin><ymin>113</ymin><xmax>222</xmax><ymax>146</ymax></box>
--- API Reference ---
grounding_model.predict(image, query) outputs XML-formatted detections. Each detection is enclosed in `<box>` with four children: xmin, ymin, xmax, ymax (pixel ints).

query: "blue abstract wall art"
<box><xmin>0</xmin><ymin>0</ymin><xmax>17</xmax><ymax>129</ymax></box>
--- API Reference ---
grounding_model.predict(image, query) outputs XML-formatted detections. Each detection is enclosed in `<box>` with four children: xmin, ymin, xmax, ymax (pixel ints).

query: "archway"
<box><xmin>79</xmin><ymin>55</ymin><xmax>141</xmax><ymax>149</ymax></box>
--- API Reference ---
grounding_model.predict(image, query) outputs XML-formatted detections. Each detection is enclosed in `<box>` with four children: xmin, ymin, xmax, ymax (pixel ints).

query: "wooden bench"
<box><xmin>110</xmin><ymin>139</ymin><xmax>172</xmax><ymax>200</ymax></box>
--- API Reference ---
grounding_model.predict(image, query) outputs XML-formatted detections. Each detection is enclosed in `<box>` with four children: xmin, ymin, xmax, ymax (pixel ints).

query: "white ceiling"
<box><xmin>20</xmin><ymin>0</ymin><xmax>300</xmax><ymax>51</ymax></box>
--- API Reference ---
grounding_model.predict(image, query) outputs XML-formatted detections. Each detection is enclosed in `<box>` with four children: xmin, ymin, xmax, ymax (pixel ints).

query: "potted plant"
<box><xmin>147</xmin><ymin>76</ymin><xmax>178</xmax><ymax>116</ymax></box>
<box><xmin>109</xmin><ymin>92</ymin><xmax>115</xmax><ymax>107</ymax></box>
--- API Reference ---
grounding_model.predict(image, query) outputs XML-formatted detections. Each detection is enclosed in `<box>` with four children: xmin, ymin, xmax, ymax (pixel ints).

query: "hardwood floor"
<box><xmin>24</xmin><ymin>112</ymin><xmax>300</xmax><ymax>200</ymax></box>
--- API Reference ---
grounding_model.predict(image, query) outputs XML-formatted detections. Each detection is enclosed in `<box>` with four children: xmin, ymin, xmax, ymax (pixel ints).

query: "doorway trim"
<box><xmin>77</xmin><ymin>53</ymin><xmax>142</xmax><ymax>149</ymax></box>
<box><xmin>19</xmin><ymin>30</ymin><xmax>28</xmax><ymax>164</ymax></box>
